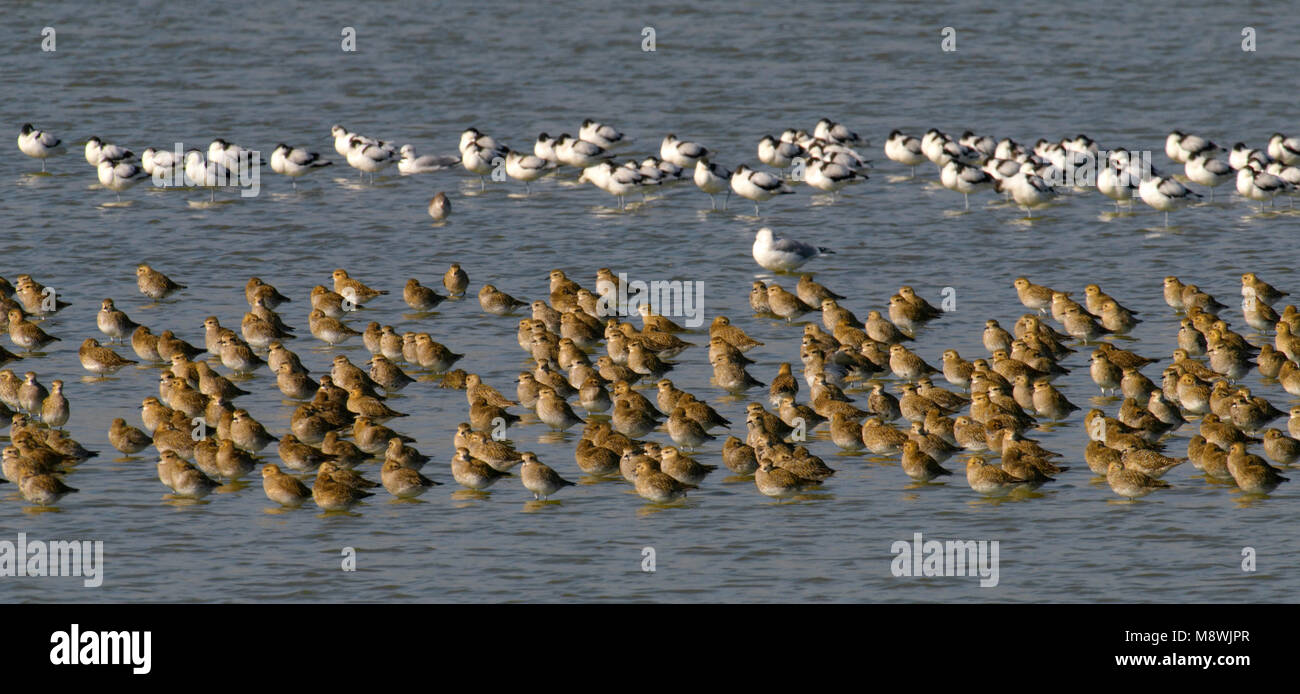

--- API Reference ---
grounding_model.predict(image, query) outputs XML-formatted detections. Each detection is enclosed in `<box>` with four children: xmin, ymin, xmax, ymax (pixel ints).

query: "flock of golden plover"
<box><xmin>1</xmin><ymin>260</ymin><xmax>1295</xmax><ymax>509</ymax></box>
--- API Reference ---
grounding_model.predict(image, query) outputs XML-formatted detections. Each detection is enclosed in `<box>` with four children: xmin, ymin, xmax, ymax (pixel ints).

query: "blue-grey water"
<box><xmin>1</xmin><ymin>1</ymin><xmax>1297</xmax><ymax>602</ymax></box>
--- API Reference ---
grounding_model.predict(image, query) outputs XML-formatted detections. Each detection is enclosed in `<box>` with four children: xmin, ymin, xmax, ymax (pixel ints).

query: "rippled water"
<box><xmin>2</xmin><ymin>1</ymin><xmax>1297</xmax><ymax>603</ymax></box>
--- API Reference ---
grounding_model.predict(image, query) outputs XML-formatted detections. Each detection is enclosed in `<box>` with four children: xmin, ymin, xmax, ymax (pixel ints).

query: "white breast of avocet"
<box><xmin>331</xmin><ymin>126</ymin><xmax>356</xmax><ymax>156</ymax></box>
<box><xmin>1268</xmin><ymin>133</ymin><xmax>1300</xmax><ymax>166</ymax></box>
<box><xmin>1140</xmin><ymin>176</ymin><xmax>1194</xmax><ymax>210</ymax></box>
<box><xmin>885</xmin><ymin>131</ymin><xmax>926</xmax><ymax>166</ymax></box>
<box><xmin>693</xmin><ymin>160</ymin><xmax>730</xmax><ymax>194</ymax></box>
<box><xmin>18</xmin><ymin>124</ymin><xmax>63</xmax><ymax>159</ymax></box>
<box><xmin>347</xmin><ymin>139</ymin><xmax>395</xmax><ymax>172</ymax></box>
<box><xmin>814</xmin><ymin>118</ymin><xmax>862</xmax><ymax>145</ymax></box>
<box><xmin>921</xmin><ymin>129</ymin><xmax>948</xmax><ymax>163</ymax></box>
<box><xmin>534</xmin><ymin>133</ymin><xmax>559</xmax><ymax>163</ymax></box>
<box><xmin>1097</xmin><ymin>162</ymin><xmax>1135</xmax><ymax>202</ymax></box>
<box><xmin>1228</xmin><ymin>143</ymin><xmax>1268</xmax><ymax>170</ymax></box>
<box><xmin>141</xmin><ymin>147</ymin><xmax>159</xmax><ymax>175</ymax></box>
<box><xmin>1266</xmin><ymin>162</ymin><xmax>1300</xmax><ymax>187</ymax></box>
<box><xmin>805</xmin><ymin>159</ymin><xmax>862</xmax><ymax>192</ymax></box>
<box><xmin>459</xmin><ymin>128</ymin><xmax>500</xmax><ymax>156</ymax></box>
<box><xmin>1238</xmin><ymin>166</ymin><xmax>1291</xmax><ymax>200</ymax></box>
<box><xmin>994</xmin><ymin>138</ymin><xmax>1025</xmax><ymax>160</ymax></box>
<box><xmin>207</xmin><ymin>139</ymin><xmax>229</xmax><ymax>163</ymax></box>
<box><xmin>1169</xmin><ymin>131</ymin><xmax>1218</xmax><ymax>163</ymax></box>
<box><xmin>505</xmin><ymin>150</ymin><xmax>549</xmax><ymax>181</ymax></box>
<box><xmin>1185</xmin><ymin>154</ymin><xmax>1231</xmax><ymax>186</ymax></box>
<box><xmin>85</xmin><ymin>137</ymin><xmax>132</xmax><ymax>166</ymax></box>
<box><xmin>731</xmin><ymin>165</ymin><xmax>792</xmax><ymax>201</ymax></box>
<box><xmin>940</xmin><ymin>161</ymin><xmax>992</xmax><ymax>193</ymax></box>
<box><xmin>268</xmin><ymin>145</ymin><xmax>286</xmax><ymax>175</ymax></box>
<box><xmin>556</xmin><ymin>135</ymin><xmax>609</xmax><ymax>168</ymax></box>
<box><xmin>660</xmin><ymin>134</ymin><xmax>709</xmax><ymax>168</ymax></box>
<box><xmin>96</xmin><ymin>159</ymin><xmax>118</xmax><ymax>188</ymax></box>
<box><xmin>759</xmin><ymin>135</ymin><xmax>803</xmax><ymax>168</ymax></box>
<box><xmin>1165</xmin><ymin>131</ymin><xmax>1187</xmax><ymax>162</ymax></box>
<box><xmin>83</xmin><ymin>137</ymin><xmax>103</xmax><ymax>165</ymax></box>
<box><xmin>1236</xmin><ymin>167</ymin><xmax>1262</xmax><ymax>197</ymax></box>
<box><xmin>274</xmin><ymin>145</ymin><xmax>330</xmax><ymax>176</ymax></box>
<box><xmin>578</xmin><ymin>161</ymin><xmax>612</xmax><ymax>188</ymax></box>
<box><xmin>208</xmin><ymin>139</ymin><xmax>248</xmax><ymax>169</ymax></box>
<box><xmin>580</xmin><ymin>119</ymin><xmax>625</xmax><ymax>149</ymax></box>
<box><xmin>143</xmin><ymin>147</ymin><xmax>179</xmax><ymax>177</ymax></box>
<box><xmin>184</xmin><ymin>150</ymin><xmax>206</xmax><ymax>185</ymax></box>
<box><xmin>185</xmin><ymin>150</ymin><xmax>232</xmax><ymax>186</ymax></box>
<box><xmin>1007</xmin><ymin>171</ymin><xmax>1054</xmax><ymax>208</ymax></box>
<box><xmin>97</xmin><ymin>158</ymin><xmax>148</xmax><ymax>191</ymax></box>
<box><xmin>460</xmin><ymin>143</ymin><xmax>497</xmax><ymax>176</ymax></box>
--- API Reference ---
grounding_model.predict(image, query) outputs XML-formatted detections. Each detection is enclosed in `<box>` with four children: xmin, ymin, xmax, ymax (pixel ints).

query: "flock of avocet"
<box><xmin>882</xmin><ymin>129</ymin><xmax>1300</xmax><ymax>223</ymax></box>
<box><xmin>16</xmin><ymin>120</ymin><xmax>1300</xmax><ymax>223</ymax></box>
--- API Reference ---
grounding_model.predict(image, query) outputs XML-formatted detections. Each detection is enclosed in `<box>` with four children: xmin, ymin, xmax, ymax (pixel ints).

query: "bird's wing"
<box><xmin>769</xmin><ymin>236</ymin><xmax>816</xmax><ymax>256</ymax></box>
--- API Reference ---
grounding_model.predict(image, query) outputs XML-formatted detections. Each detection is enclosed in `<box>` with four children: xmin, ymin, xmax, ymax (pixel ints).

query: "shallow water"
<box><xmin>1</xmin><ymin>1</ymin><xmax>1297</xmax><ymax>603</ymax></box>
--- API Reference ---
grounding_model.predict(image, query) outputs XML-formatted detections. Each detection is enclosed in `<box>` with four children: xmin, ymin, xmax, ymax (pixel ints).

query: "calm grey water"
<box><xmin>1</xmin><ymin>1</ymin><xmax>1297</xmax><ymax>603</ymax></box>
